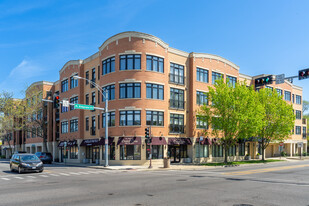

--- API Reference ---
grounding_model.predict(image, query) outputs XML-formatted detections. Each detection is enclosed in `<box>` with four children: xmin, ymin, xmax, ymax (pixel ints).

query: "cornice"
<box><xmin>59</xmin><ymin>60</ymin><xmax>83</xmax><ymax>75</ymax></box>
<box><xmin>84</xmin><ymin>52</ymin><xmax>99</xmax><ymax>64</ymax></box>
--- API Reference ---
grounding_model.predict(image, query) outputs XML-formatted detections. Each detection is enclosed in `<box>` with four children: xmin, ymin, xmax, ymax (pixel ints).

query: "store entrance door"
<box><xmin>169</xmin><ymin>146</ymin><xmax>180</xmax><ymax>163</ymax></box>
<box><xmin>92</xmin><ymin>147</ymin><xmax>100</xmax><ymax>164</ymax></box>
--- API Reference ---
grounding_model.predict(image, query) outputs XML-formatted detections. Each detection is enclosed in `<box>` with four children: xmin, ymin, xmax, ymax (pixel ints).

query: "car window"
<box><xmin>14</xmin><ymin>155</ymin><xmax>20</xmax><ymax>161</ymax></box>
<box><xmin>21</xmin><ymin>155</ymin><xmax>40</xmax><ymax>161</ymax></box>
<box><xmin>11</xmin><ymin>155</ymin><xmax>15</xmax><ymax>160</ymax></box>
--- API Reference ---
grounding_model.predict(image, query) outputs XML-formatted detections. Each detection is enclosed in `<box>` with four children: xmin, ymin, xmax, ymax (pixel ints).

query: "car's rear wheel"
<box><xmin>10</xmin><ymin>164</ymin><xmax>14</xmax><ymax>172</ymax></box>
<box><xmin>18</xmin><ymin>166</ymin><xmax>22</xmax><ymax>174</ymax></box>
<box><xmin>39</xmin><ymin>170</ymin><xmax>43</xmax><ymax>173</ymax></box>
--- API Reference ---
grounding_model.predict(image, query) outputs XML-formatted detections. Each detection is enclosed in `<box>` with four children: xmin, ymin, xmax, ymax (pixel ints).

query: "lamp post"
<box><xmin>73</xmin><ymin>75</ymin><xmax>109</xmax><ymax>167</ymax></box>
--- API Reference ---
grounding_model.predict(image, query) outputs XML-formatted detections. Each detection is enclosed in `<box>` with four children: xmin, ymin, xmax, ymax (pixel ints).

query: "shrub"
<box><xmin>281</xmin><ymin>151</ymin><xmax>287</xmax><ymax>157</ymax></box>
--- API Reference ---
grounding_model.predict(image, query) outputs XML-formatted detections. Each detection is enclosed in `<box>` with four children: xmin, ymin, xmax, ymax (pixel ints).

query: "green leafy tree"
<box><xmin>303</xmin><ymin>100</ymin><xmax>309</xmax><ymax>115</ymax></box>
<box><xmin>257</xmin><ymin>88</ymin><xmax>295</xmax><ymax>161</ymax></box>
<box><xmin>199</xmin><ymin>79</ymin><xmax>264</xmax><ymax>163</ymax></box>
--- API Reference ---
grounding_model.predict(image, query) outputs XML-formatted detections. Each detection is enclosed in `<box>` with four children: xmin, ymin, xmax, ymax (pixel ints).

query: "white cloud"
<box><xmin>9</xmin><ymin>59</ymin><xmax>44</xmax><ymax>80</ymax></box>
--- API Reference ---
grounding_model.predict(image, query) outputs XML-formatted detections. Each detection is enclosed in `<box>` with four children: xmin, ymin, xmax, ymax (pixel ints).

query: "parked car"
<box><xmin>10</xmin><ymin>154</ymin><xmax>44</xmax><ymax>174</ymax></box>
<box><xmin>14</xmin><ymin>151</ymin><xmax>27</xmax><ymax>154</ymax></box>
<box><xmin>35</xmin><ymin>152</ymin><xmax>53</xmax><ymax>164</ymax></box>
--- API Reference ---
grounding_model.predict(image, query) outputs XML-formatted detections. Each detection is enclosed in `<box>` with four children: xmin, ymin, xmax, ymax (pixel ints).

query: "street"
<box><xmin>0</xmin><ymin>160</ymin><xmax>309</xmax><ymax>206</ymax></box>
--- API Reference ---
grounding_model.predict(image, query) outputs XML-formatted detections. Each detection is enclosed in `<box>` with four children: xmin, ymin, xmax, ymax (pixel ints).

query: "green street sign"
<box><xmin>74</xmin><ymin>104</ymin><xmax>94</xmax><ymax>110</ymax></box>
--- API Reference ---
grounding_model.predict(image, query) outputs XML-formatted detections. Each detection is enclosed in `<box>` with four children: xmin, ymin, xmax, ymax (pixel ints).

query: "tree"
<box><xmin>0</xmin><ymin>91</ymin><xmax>23</xmax><ymax>156</ymax></box>
<box><xmin>199</xmin><ymin>79</ymin><xmax>264</xmax><ymax>163</ymax></box>
<box><xmin>257</xmin><ymin>88</ymin><xmax>295</xmax><ymax>161</ymax></box>
<box><xmin>303</xmin><ymin>100</ymin><xmax>309</xmax><ymax>115</ymax></box>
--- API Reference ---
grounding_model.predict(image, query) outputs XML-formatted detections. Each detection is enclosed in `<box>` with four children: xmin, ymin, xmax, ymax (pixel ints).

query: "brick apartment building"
<box><xmin>1</xmin><ymin>31</ymin><xmax>307</xmax><ymax>165</ymax></box>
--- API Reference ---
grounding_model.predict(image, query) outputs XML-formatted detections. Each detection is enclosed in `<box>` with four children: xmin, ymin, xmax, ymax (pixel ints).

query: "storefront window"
<box><xmin>102</xmin><ymin>144</ymin><xmax>115</xmax><ymax>160</ymax></box>
<box><xmin>70</xmin><ymin>146</ymin><xmax>78</xmax><ymax>159</ymax></box>
<box><xmin>212</xmin><ymin>145</ymin><xmax>223</xmax><ymax>157</ymax></box>
<box><xmin>228</xmin><ymin>145</ymin><xmax>236</xmax><ymax>156</ymax></box>
<box><xmin>120</xmin><ymin>145</ymin><xmax>141</xmax><ymax>160</ymax></box>
<box><xmin>195</xmin><ymin>144</ymin><xmax>209</xmax><ymax>158</ymax></box>
<box><xmin>146</xmin><ymin>145</ymin><xmax>164</xmax><ymax>159</ymax></box>
<box><xmin>239</xmin><ymin>143</ymin><xmax>245</xmax><ymax>156</ymax></box>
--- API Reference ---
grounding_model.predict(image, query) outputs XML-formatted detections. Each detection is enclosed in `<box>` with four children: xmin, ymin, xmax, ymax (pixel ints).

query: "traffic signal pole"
<box><xmin>148</xmin><ymin>125</ymin><xmax>152</xmax><ymax>169</ymax></box>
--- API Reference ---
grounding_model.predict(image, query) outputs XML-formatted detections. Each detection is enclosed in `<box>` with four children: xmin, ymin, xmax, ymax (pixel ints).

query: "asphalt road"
<box><xmin>0</xmin><ymin>160</ymin><xmax>309</xmax><ymax>206</ymax></box>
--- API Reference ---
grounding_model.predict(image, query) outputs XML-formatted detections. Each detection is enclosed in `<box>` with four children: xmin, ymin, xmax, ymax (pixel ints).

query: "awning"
<box><xmin>168</xmin><ymin>138</ymin><xmax>192</xmax><ymax>145</ymax></box>
<box><xmin>67</xmin><ymin>140</ymin><xmax>77</xmax><ymax>147</ymax></box>
<box><xmin>58</xmin><ymin>141</ymin><xmax>67</xmax><ymax>147</ymax></box>
<box><xmin>80</xmin><ymin>138</ymin><xmax>104</xmax><ymax>147</ymax></box>
<box><xmin>147</xmin><ymin>137</ymin><xmax>167</xmax><ymax>145</ymax></box>
<box><xmin>117</xmin><ymin>137</ymin><xmax>141</xmax><ymax>145</ymax></box>
<box><xmin>196</xmin><ymin>137</ymin><xmax>212</xmax><ymax>145</ymax></box>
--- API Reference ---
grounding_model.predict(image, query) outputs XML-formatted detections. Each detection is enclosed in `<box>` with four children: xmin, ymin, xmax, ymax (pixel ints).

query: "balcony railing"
<box><xmin>169</xmin><ymin>124</ymin><xmax>185</xmax><ymax>134</ymax></box>
<box><xmin>90</xmin><ymin>127</ymin><xmax>96</xmax><ymax>136</ymax></box>
<box><xmin>169</xmin><ymin>73</ymin><xmax>185</xmax><ymax>85</ymax></box>
<box><xmin>169</xmin><ymin>99</ymin><xmax>185</xmax><ymax>109</ymax></box>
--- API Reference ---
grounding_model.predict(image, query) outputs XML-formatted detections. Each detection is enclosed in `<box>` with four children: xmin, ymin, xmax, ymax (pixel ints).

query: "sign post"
<box><xmin>297</xmin><ymin>142</ymin><xmax>303</xmax><ymax>159</ymax></box>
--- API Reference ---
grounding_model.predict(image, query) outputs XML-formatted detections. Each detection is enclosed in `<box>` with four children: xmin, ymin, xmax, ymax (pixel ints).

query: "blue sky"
<box><xmin>0</xmin><ymin>0</ymin><xmax>308</xmax><ymax>101</ymax></box>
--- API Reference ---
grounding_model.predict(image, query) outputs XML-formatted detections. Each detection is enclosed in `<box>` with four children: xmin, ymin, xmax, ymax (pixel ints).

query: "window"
<box><xmin>276</xmin><ymin>89</ymin><xmax>283</xmax><ymax>96</ymax></box>
<box><xmin>91</xmin><ymin>92</ymin><xmax>96</xmax><ymax>105</ymax></box>
<box><xmin>239</xmin><ymin>143</ymin><xmax>245</xmax><ymax>156</ymax></box>
<box><xmin>85</xmin><ymin>117</ymin><xmax>89</xmax><ymax>131</ymax></box>
<box><xmin>61</xmin><ymin>121</ymin><xmax>68</xmax><ymax>134</ymax></box>
<box><xmin>146</xmin><ymin>55</ymin><xmax>164</xmax><ymax>73</ymax></box>
<box><xmin>170</xmin><ymin>88</ymin><xmax>184</xmax><ymax>109</ymax></box>
<box><xmin>296</xmin><ymin>95</ymin><xmax>302</xmax><ymax>104</ymax></box>
<box><xmin>196</xmin><ymin>115</ymin><xmax>208</xmax><ymax>129</ymax></box>
<box><xmin>102</xmin><ymin>112</ymin><xmax>115</xmax><ymax>127</ymax></box>
<box><xmin>102</xmin><ymin>144</ymin><xmax>115</xmax><ymax>160</ymax></box>
<box><xmin>32</xmin><ymin>113</ymin><xmax>36</xmax><ymax>121</ymax></box>
<box><xmin>265</xmin><ymin>86</ymin><xmax>273</xmax><ymax>91</ymax></box>
<box><xmin>70</xmin><ymin>119</ymin><xmax>78</xmax><ymax>132</ymax></box>
<box><xmin>120</xmin><ymin>145</ymin><xmax>141</xmax><ymax>160</ymax></box>
<box><xmin>119</xmin><ymin>110</ymin><xmax>141</xmax><ymax>126</ymax></box>
<box><xmin>102</xmin><ymin>57</ymin><xmax>115</xmax><ymax>75</ymax></box>
<box><xmin>296</xmin><ymin>110</ymin><xmax>302</xmax><ymax>119</ymax></box>
<box><xmin>170</xmin><ymin>114</ymin><xmax>184</xmax><ymax>133</ymax></box>
<box><xmin>37</xmin><ymin>110</ymin><xmax>42</xmax><ymax>120</ymax></box>
<box><xmin>70</xmin><ymin>75</ymin><xmax>78</xmax><ymax>89</ymax></box>
<box><xmin>85</xmin><ymin>71</ymin><xmax>89</xmax><ymax>85</ymax></box>
<box><xmin>102</xmin><ymin>85</ymin><xmax>115</xmax><ymax>101</ymax></box>
<box><xmin>146</xmin><ymin>111</ymin><xmax>164</xmax><ymax>126</ymax></box>
<box><xmin>303</xmin><ymin>127</ymin><xmax>307</xmax><ymax>139</ymax></box>
<box><xmin>196</xmin><ymin>67</ymin><xmax>208</xmax><ymax>83</ymax></box>
<box><xmin>296</xmin><ymin>126</ymin><xmax>301</xmax><ymax>135</ymax></box>
<box><xmin>91</xmin><ymin>68</ymin><xmax>96</xmax><ymax>83</ymax></box>
<box><xmin>70</xmin><ymin>146</ymin><xmax>78</xmax><ymax>159</ymax></box>
<box><xmin>196</xmin><ymin>91</ymin><xmax>208</xmax><ymax>105</ymax></box>
<box><xmin>169</xmin><ymin>63</ymin><xmax>184</xmax><ymax>85</ymax></box>
<box><xmin>119</xmin><ymin>83</ymin><xmax>141</xmax><ymax>99</ymax></box>
<box><xmin>195</xmin><ymin>144</ymin><xmax>209</xmax><ymax>158</ymax></box>
<box><xmin>61</xmin><ymin>79</ymin><xmax>68</xmax><ymax>92</ymax></box>
<box><xmin>146</xmin><ymin>84</ymin><xmax>164</xmax><ymax>100</ymax></box>
<box><xmin>85</xmin><ymin>94</ymin><xmax>89</xmax><ymax>105</ymax></box>
<box><xmin>292</xmin><ymin>94</ymin><xmax>295</xmax><ymax>103</ymax></box>
<box><xmin>212</xmin><ymin>72</ymin><xmax>223</xmax><ymax>85</ymax></box>
<box><xmin>212</xmin><ymin>145</ymin><xmax>223</xmax><ymax>157</ymax></box>
<box><xmin>228</xmin><ymin>145</ymin><xmax>237</xmax><ymax>156</ymax></box>
<box><xmin>91</xmin><ymin>116</ymin><xmax>96</xmax><ymax>135</ymax></box>
<box><xmin>146</xmin><ymin>145</ymin><xmax>164</xmax><ymax>159</ymax></box>
<box><xmin>284</xmin><ymin>91</ymin><xmax>291</xmax><ymax>101</ymax></box>
<box><xmin>32</xmin><ymin>128</ymin><xmax>36</xmax><ymax>138</ymax></box>
<box><xmin>227</xmin><ymin>76</ymin><xmax>237</xmax><ymax>88</ymax></box>
<box><xmin>120</xmin><ymin>54</ymin><xmax>141</xmax><ymax>70</ymax></box>
<box><xmin>61</xmin><ymin>105</ymin><xmax>68</xmax><ymax>113</ymax></box>
<box><xmin>70</xmin><ymin>96</ymin><xmax>78</xmax><ymax>110</ymax></box>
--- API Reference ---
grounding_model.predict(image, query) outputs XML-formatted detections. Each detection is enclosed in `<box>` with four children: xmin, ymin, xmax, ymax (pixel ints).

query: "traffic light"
<box><xmin>145</xmin><ymin>127</ymin><xmax>149</xmax><ymax>138</ymax></box>
<box><xmin>255</xmin><ymin>75</ymin><xmax>273</xmax><ymax>87</ymax></box>
<box><xmin>53</xmin><ymin>95</ymin><xmax>60</xmax><ymax>109</ymax></box>
<box><xmin>298</xmin><ymin>68</ymin><xmax>309</xmax><ymax>80</ymax></box>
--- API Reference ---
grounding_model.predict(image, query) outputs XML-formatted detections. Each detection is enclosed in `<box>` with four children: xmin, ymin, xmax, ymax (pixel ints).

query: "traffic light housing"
<box><xmin>145</xmin><ymin>127</ymin><xmax>149</xmax><ymax>138</ymax></box>
<box><xmin>255</xmin><ymin>75</ymin><xmax>273</xmax><ymax>87</ymax></box>
<box><xmin>298</xmin><ymin>68</ymin><xmax>309</xmax><ymax>80</ymax></box>
<box><xmin>53</xmin><ymin>95</ymin><xmax>60</xmax><ymax>109</ymax></box>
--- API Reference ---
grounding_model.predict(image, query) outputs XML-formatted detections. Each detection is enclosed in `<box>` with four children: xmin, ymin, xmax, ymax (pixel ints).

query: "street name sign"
<box><xmin>275</xmin><ymin>74</ymin><xmax>285</xmax><ymax>84</ymax></box>
<box><xmin>74</xmin><ymin>104</ymin><xmax>94</xmax><ymax>110</ymax></box>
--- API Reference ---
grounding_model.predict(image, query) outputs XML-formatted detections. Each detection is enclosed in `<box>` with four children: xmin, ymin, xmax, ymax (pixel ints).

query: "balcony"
<box><xmin>169</xmin><ymin>99</ymin><xmax>185</xmax><ymax>110</ymax></box>
<box><xmin>90</xmin><ymin>127</ymin><xmax>96</xmax><ymax>136</ymax></box>
<box><xmin>169</xmin><ymin>124</ymin><xmax>185</xmax><ymax>134</ymax></box>
<box><xmin>302</xmin><ymin>118</ymin><xmax>307</xmax><ymax>125</ymax></box>
<box><xmin>169</xmin><ymin>73</ymin><xmax>185</xmax><ymax>85</ymax></box>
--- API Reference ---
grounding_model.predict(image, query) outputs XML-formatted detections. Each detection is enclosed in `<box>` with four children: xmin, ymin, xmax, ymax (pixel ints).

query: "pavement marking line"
<box><xmin>59</xmin><ymin>173</ymin><xmax>70</xmax><ymax>176</ymax></box>
<box><xmin>14</xmin><ymin>177</ymin><xmax>24</xmax><ymax>179</ymax></box>
<box><xmin>1</xmin><ymin>178</ymin><xmax>10</xmax><ymax>181</ymax></box>
<box><xmin>49</xmin><ymin>174</ymin><xmax>59</xmax><ymax>177</ymax></box>
<box><xmin>39</xmin><ymin>175</ymin><xmax>48</xmax><ymax>177</ymax></box>
<box><xmin>223</xmin><ymin>164</ymin><xmax>309</xmax><ymax>176</ymax></box>
<box><xmin>78</xmin><ymin>172</ymin><xmax>89</xmax><ymax>175</ymax></box>
<box><xmin>27</xmin><ymin>176</ymin><xmax>36</xmax><ymax>178</ymax></box>
<box><xmin>69</xmin><ymin>172</ymin><xmax>81</xmax><ymax>175</ymax></box>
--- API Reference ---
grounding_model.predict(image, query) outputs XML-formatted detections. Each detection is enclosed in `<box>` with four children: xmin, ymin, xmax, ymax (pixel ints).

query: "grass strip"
<box><xmin>201</xmin><ymin>159</ymin><xmax>284</xmax><ymax>166</ymax></box>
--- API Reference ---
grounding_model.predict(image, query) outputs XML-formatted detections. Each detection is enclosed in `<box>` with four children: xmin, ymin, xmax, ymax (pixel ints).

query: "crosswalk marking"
<box><xmin>59</xmin><ymin>173</ymin><xmax>70</xmax><ymax>176</ymax></box>
<box><xmin>14</xmin><ymin>177</ymin><xmax>24</xmax><ymax>179</ymax></box>
<box><xmin>49</xmin><ymin>174</ymin><xmax>59</xmax><ymax>177</ymax></box>
<box><xmin>27</xmin><ymin>176</ymin><xmax>36</xmax><ymax>178</ymax></box>
<box><xmin>78</xmin><ymin>172</ymin><xmax>89</xmax><ymax>175</ymax></box>
<box><xmin>1</xmin><ymin>178</ymin><xmax>10</xmax><ymax>181</ymax></box>
<box><xmin>39</xmin><ymin>175</ymin><xmax>48</xmax><ymax>177</ymax></box>
<box><xmin>69</xmin><ymin>172</ymin><xmax>81</xmax><ymax>175</ymax></box>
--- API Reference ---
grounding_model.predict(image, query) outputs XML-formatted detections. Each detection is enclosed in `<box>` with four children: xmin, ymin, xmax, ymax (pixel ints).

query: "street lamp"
<box><xmin>73</xmin><ymin>75</ymin><xmax>109</xmax><ymax>167</ymax></box>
